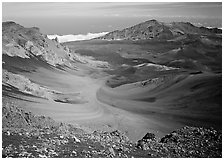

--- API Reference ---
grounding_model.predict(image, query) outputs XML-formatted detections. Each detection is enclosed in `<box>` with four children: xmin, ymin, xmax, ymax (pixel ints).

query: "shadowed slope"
<box><xmin>97</xmin><ymin>73</ymin><xmax>222</xmax><ymax>139</ymax></box>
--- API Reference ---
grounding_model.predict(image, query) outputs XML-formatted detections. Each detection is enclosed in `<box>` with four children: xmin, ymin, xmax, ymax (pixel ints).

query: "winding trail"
<box><xmin>15</xmin><ymin>67</ymin><xmax>222</xmax><ymax>141</ymax></box>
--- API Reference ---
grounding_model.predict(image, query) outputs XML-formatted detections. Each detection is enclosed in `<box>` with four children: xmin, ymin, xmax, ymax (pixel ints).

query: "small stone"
<box><xmin>142</xmin><ymin>143</ymin><xmax>148</xmax><ymax>150</ymax></box>
<box><xmin>72</xmin><ymin>150</ymin><xmax>77</xmax><ymax>156</ymax></box>
<box><xmin>136</xmin><ymin>140</ymin><xmax>144</xmax><ymax>149</ymax></box>
<box><xmin>59</xmin><ymin>135</ymin><xmax>64</xmax><ymax>139</ymax></box>
<box><xmin>148</xmin><ymin>152</ymin><xmax>152</xmax><ymax>156</ymax></box>
<box><xmin>73</xmin><ymin>136</ymin><xmax>81</xmax><ymax>143</ymax></box>
<box><xmin>171</xmin><ymin>132</ymin><xmax>178</xmax><ymax>137</ymax></box>
<box><xmin>109</xmin><ymin>147</ymin><xmax>116</xmax><ymax>157</ymax></box>
<box><xmin>39</xmin><ymin>154</ymin><xmax>47</xmax><ymax>158</ymax></box>
<box><xmin>6</xmin><ymin>131</ymin><xmax>10</xmax><ymax>136</ymax></box>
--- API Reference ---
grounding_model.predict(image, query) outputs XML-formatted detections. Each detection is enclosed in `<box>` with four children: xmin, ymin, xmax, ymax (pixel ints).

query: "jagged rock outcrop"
<box><xmin>97</xmin><ymin>19</ymin><xmax>221</xmax><ymax>40</ymax></box>
<box><xmin>135</xmin><ymin>126</ymin><xmax>221</xmax><ymax>158</ymax></box>
<box><xmin>2</xmin><ymin>21</ymin><xmax>72</xmax><ymax>66</ymax></box>
<box><xmin>24</xmin><ymin>41</ymin><xmax>42</xmax><ymax>56</ymax></box>
<box><xmin>2</xmin><ymin>21</ymin><xmax>111</xmax><ymax>69</ymax></box>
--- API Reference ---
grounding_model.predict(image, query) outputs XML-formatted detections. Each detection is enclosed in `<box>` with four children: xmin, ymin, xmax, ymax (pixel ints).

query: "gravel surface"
<box><xmin>2</xmin><ymin>97</ymin><xmax>222</xmax><ymax>158</ymax></box>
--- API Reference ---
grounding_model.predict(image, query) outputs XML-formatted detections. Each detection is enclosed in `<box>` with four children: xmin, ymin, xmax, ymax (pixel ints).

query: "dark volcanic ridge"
<box><xmin>96</xmin><ymin>19</ymin><xmax>221</xmax><ymax>41</ymax></box>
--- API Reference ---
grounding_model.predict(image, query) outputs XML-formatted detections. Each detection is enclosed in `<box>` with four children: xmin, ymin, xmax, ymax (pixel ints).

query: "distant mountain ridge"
<box><xmin>97</xmin><ymin>19</ymin><xmax>221</xmax><ymax>40</ymax></box>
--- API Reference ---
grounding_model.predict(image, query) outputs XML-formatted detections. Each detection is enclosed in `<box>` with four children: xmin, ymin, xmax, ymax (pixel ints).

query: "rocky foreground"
<box><xmin>2</xmin><ymin>97</ymin><xmax>222</xmax><ymax>158</ymax></box>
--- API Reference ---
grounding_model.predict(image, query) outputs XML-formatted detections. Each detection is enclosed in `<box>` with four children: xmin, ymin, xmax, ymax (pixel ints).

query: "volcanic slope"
<box><xmin>3</xmin><ymin>21</ymin><xmax>168</xmax><ymax>141</ymax></box>
<box><xmin>97</xmin><ymin>19</ymin><xmax>221</xmax><ymax>40</ymax></box>
<box><xmin>2</xmin><ymin>21</ymin><xmax>222</xmax><ymax>142</ymax></box>
<box><xmin>65</xmin><ymin>20</ymin><xmax>222</xmax><ymax>140</ymax></box>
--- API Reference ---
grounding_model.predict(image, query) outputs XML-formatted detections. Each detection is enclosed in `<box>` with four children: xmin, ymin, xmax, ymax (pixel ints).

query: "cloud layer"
<box><xmin>47</xmin><ymin>32</ymin><xmax>108</xmax><ymax>43</ymax></box>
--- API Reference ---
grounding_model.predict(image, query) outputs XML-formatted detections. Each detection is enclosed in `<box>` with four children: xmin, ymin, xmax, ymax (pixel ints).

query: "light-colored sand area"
<box><xmin>15</xmin><ymin>67</ymin><xmax>221</xmax><ymax>141</ymax></box>
<box><xmin>15</xmin><ymin>67</ymin><xmax>154</xmax><ymax>141</ymax></box>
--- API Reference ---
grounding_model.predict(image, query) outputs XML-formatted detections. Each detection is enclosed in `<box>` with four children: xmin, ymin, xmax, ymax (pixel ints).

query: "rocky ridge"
<box><xmin>2</xmin><ymin>21</ymin><xmax>109</xmax><ymax>69</ymax></box>
<box><xmin>97</xmin><ymin>19</ymin><xmax>221</xmax><ymax>40</ymax></box>
<box><xmin>3</xmin><ymin>22</ymin><xmax>72</xmax><ymax>66</ymax></box>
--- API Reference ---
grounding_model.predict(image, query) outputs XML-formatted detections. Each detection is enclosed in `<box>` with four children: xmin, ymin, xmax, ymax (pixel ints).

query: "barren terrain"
<box><xmin>2</xmin><ymin>20</ymin><xmax>222</xmax><ymax>157</ymax></box>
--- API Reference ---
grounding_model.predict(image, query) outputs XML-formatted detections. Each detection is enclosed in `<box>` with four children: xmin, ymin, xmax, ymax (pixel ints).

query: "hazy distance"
<box><xmin>3</xmin><ymin>2</ymin><xmax>222</xmax><ymax>35</ymax></box>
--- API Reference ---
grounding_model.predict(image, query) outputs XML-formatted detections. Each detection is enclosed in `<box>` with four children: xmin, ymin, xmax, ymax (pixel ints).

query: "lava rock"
<box><xmin>142</xmin><ymin>133</ymin><xmax>156</xmax><ymax>141</ymax></box>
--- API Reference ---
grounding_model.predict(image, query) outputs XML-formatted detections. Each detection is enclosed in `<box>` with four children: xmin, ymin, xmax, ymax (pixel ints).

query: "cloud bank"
<box><xmin>47</xmin><ymin>32</ymin><xmax>108</xmax><ymax>43</ymax></box>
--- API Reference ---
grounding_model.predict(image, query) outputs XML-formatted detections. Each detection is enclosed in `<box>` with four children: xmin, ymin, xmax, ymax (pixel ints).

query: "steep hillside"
<box><xmin>2</xmin><ymin>21</ymin><xmax>110</xmax><ymax>73</ymax></box>
<box><xmin>97</xmin><ymin>19</ymin><xmax>221</xmax><ymax>40</ymax></box>
<box><xmin>3</xmin><ymin>22</ymin><xmax>69</xmax><ymax>66</ymax></box>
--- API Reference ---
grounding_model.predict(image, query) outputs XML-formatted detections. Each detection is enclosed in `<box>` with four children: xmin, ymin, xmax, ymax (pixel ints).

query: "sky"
<box><xmin>2</xmin><ymin>2</ymin><xmax>222</xmax><ymax>35</ymax></box>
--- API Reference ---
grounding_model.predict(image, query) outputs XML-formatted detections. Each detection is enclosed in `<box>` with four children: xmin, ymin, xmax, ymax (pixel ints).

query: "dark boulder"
<box><xmin>160</xmin><ymin>131</ymin><xmax>179</xmax><ymax>143</ymax></box>
<box><xmin>142</xmin><ymin>133</ymin><xmax>156</xmax><ymax>141</ymax></box>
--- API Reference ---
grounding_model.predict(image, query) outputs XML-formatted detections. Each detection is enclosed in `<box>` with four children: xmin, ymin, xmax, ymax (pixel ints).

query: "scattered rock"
<box><xmin>136</xmin><ymin>140</ymin><xmax>144</xmax><ymax>149</ymax></box>
<box><xmin>108</xmin><ymin>147</ymin><xmax>116</xmax><ymax>157</ymax></box>
<box><xmin>73</xmin><ymin>135</ymin><xmax>81</xmax><ymax>143</ymax></box>
<box><xmin>2</xmin><ymin>97</ymin><xmax>222</xmax><ymax>158</ymax></box>
<box><xmin>6</xmin><ymin>131</ymin><xmax>10</xmax><ymax>136</ymax></box>
<box><xmin>59</xmin><ymin>135</ymin><xmax>64</xmax><ymax>139</ymax></box>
